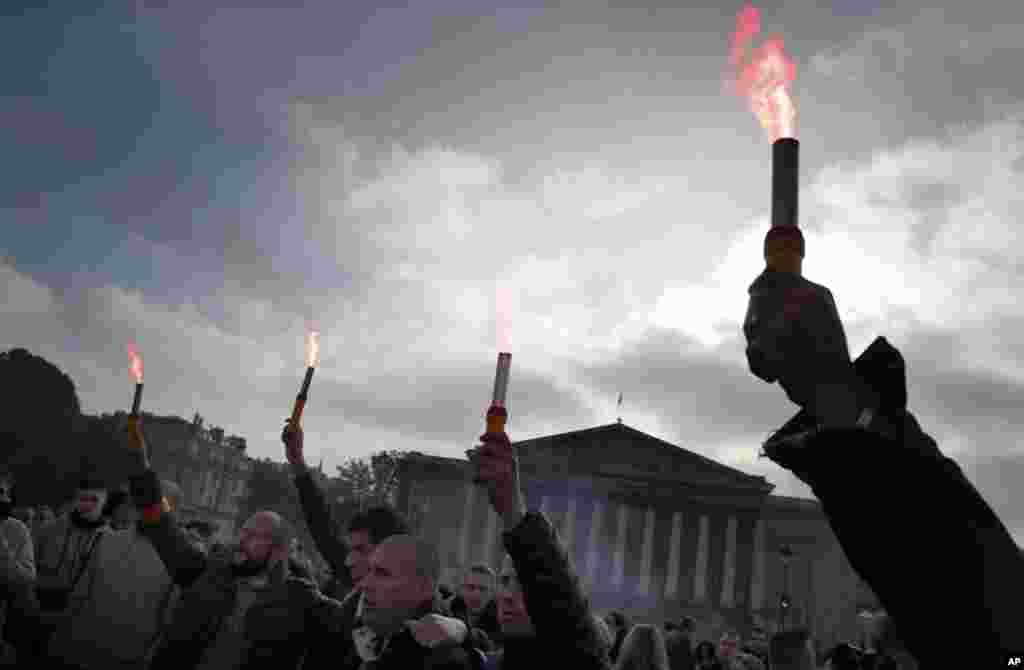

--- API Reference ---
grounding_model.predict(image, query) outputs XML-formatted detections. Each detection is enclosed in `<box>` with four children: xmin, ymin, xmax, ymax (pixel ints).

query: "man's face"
<box><xmin>361</xmin><ymin>541</ymin><xmax>432</xmax><ymax>632</ymax></box>
<box><xmin>0</xmin><ymin>480</ymin><xmax>12</xmax><ymax>504</ymax></box>
<box><xmin>460</xmin><ymin>571</ymin><xmax>493</xmax><ymax>613</ymax></box>
<box><xmin>345</xmin><ymin>529</ymin><xmax>375</xmax><ymax>584</ymax></box>
<box><xmin>496</xmin><ymin>572</ymin><xmax>535</xmax><ymax>637</ymax></box>
<box><xmin>75</xmin><ymin>489</ymin><xmax>108</xmax><ymax>521</ymax></box>
<box><xmin>234</xmin><ymin>515</ymin><xmax>284</xmax><ymax>573</ymax></box>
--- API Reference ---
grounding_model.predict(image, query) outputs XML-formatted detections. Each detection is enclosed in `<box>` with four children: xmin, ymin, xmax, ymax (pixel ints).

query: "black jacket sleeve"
<box><xmin>502</xmin><ymin>512</ymin><xmax>610</xmax><ymax>670</ymax></box>
<box><xmin>129</xmin><ymin>469</ymin><xmax>208</xmax><ymax>590</ymax></box>
<box><xmin>764</xmin><ymin>338</ymin><xmax>1024</xmax><ymax>667</ymax></box>
<box><xmin>293</xmin><ymin>471</ymin><xmax>352</xmax><ymax>593</ymax></box>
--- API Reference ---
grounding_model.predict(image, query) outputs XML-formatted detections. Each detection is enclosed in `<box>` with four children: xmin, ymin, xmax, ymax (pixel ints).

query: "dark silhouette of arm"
<box><xmin>292</xmin><ymin>470</ymin><xmax>352</xmax><ymax>594</ymax></box>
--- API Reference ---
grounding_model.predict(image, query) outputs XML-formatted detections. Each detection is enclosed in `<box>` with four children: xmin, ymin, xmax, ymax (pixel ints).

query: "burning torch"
<box><xmin>128</xmin><ymin>344</ymin><xmax>144</xmax><ymax>416</ymax></box>
<box><xmin>289</xmin><ymin>331</ymin><xmax>320</xmax><ymax>429</ymax></box>
<box><xmin>475</xmin><ymin>352</ymin><xmax>511</xmax><ymax>484</ymax></box>
<box><xmin>732</xmin><ymin>5</ymin><xmax>866</xmax><ymax>425</ymax></box>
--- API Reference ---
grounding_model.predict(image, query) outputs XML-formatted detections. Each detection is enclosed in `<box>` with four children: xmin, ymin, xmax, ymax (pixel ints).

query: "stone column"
<box><xmin>611</xmin><ymin>503</ymin><xmax>629</xmax><ymax>591</ymax></box>
<box><xmin>585</xmin><ymin>498</ymin><xmax>605</xmax><ymax>587</ymax></box>
<box><xmin>664</xmin><ymin>511</ymin><xmax>683</xmax><ymax>599</ymax></box>
<box><xmin>721</xmin><ymin>515</ymin><xmax>738</xmax><ymax>608</ymax></box>
<box><xmin>637</xmin><ymin>506</ymin><xmax>656</xmax><ymax>596</ymax></box>
<box><xmin>458</xmin><ymin>483</ymin><xmax>478</xmax><ymax>569</ymax></box>
<box><xmin>693</xmin><ymin>514</ymin><xmax>710</xmax><ymax>602</ymax></box>
<box><xmin>751</xmin><ymin>518</ymin><xmax>766</xmax><ymax>611</ymax></box>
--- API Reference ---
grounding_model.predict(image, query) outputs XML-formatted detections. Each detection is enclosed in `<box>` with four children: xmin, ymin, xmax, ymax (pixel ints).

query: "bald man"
<box><xmin>350</xmin><ymin>534</ymin><xmax>476</xmax><ymax>669</ymax></box>
<box><xmin>124</xmin><ymin>418</ymin><xmax>351</xmax><ymax>670</ymax></box>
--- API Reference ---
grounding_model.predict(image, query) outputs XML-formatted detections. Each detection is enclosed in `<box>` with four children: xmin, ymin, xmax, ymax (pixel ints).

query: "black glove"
<box><xmin>129</xmin><ymin>469</ymin><xmax>163</xmax><ymax>508</ymax></box>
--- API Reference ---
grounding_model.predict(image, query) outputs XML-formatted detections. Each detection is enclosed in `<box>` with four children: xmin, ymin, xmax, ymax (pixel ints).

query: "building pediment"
<box><xmin>514</xmin><ymin>423</ymin><xmax>774</xmax><ymax>494</ymax></box>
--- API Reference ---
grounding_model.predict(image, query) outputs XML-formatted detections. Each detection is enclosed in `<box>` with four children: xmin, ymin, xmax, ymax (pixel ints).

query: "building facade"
<box><xmin>133</xmin><ymin>412</ymin><xmax>254</xmax><ymax>541</ymax></box>
<box><xmin>395</xmin><ymin>422</ymin><xmax>879</xmax><ymax>649</ymax></box>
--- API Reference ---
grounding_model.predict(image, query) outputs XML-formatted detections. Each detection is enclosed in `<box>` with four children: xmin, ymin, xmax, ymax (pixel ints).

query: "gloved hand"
<box><xmin>744</xmin><ymin>270</ymin><xmax>878</xmax><ymax>429</ymax></box>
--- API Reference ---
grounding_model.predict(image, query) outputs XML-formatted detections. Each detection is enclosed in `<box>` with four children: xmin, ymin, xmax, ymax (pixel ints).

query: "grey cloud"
<box><xmin>316</xmin><ymin>360</ymin><xmax>592</xmax><ymax>445</ymax></box>
<box><xmin>572</xmin><ymin>327</ymin><xmax>795</xmax><ymax>445</ymax></box>
<box><xmin>863</xmin><ymin>178</ymin><xmax>967</xmax><ymax>257</ymax></box>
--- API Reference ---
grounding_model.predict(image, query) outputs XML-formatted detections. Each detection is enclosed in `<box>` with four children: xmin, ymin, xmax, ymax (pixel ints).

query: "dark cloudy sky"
<box><xmin>3</xmin><ymin>1</ymin><xmax>1023</xmax><ymax>544</ymax></box>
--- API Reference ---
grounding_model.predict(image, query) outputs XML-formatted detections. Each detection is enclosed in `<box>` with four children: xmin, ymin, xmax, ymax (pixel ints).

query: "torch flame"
<box><xmin>729</xmin><ymin>4</ymin><xmax>798</xmax><ymax>143</ymax></box>
<box><xmin>496</xmin><ymin>283</ymin><xmax>512</xmax><ymax>353</ymax></box>
<box><xmin>127</xmin><ymin>344</ymin><xmax>144</xmax><ymax>384</ymax></box>
<box><xmin>306</xmin><ymin>331</ymin><xmax>320</xmax><ymax>368</ymax></box>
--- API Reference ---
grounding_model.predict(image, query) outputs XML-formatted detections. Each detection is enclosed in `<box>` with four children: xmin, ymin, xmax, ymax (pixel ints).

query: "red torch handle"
<box><xmin>290</xmin><ymin>395</ymin><xmax>306</xmax><ymax>427</ymax></box>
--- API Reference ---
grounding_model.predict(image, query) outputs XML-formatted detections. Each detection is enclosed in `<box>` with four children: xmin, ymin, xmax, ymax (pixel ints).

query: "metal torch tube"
<box><xmin>765</xmin><ymin>138</ymin><xmax>804</xmax><ymax>275</ymax></box>
<box><xmin>771</xmin><ymin>138</ymin><xmax>799</xmax><ymax>229</ymax></box>
<box><xmin>131</xmin><ymin>383</ymin><xmax>144</xmax><ymax>416</ymax></box>
<box><xmin>290</xmin><ymin>367</ymin><xmax>315</xmax><ymax>426</ymax></box>
<box><xmin>491</xmin><ymin>353</ymin><xmax>511</xmax><ymax>407</ymax></box>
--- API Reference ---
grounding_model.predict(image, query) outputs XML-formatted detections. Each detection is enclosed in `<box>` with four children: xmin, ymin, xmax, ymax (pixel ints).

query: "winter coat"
<box><xmin>489</xmin><ymin>511</ymin><xmax>610</xmax><ymax>670</ymax></box>
<box><xmin>762</xmin><ymin>336</ymin><xmax>1024</xmax><ymax>668</ymax></box>
<box><xmin>129</xmin><ymin>469</ymin><xmax>349</xmax><ymax>670</ymax></box>
<box><xmin>346</xmin><ymin>597</ymin><xmax>477</xmax><ymax>670</ymax></box>
<box><xmin>448</xmin><ymin>594</ymin><xmax>500</xmax><ymax>651</ymax></box>
<box><xmin>33</xmin><ymin>513</ymin><xmax>108</xmax><ymax>612</ymax></box>
<box><xmin>47</xmin><ymin>523</ymin><xmax>174</xmax><ymax>668</ymax></box>
<box><xmin>664</xmin><ymin>631</ymin><xmax>695</xmax><ymax>670</ymax></box>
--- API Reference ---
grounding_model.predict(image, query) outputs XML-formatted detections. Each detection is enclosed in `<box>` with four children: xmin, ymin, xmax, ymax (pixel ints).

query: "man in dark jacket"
<box><xmin>126</xmin><ymin>417</ymin><xmax>349</xmax><ymax>670</ymax></box>
<box><xmin>448</xmin><ymin>564</ymin><xmax>501</xmax><ymax>651</ymax></box>
<box><xmin>348</xmin><ymin>534</ymin><xmax>476</xmax><ymax>669</ymax></box>
<box><xmin>665</xmin><ymin>616</ymin><xmax>696</xmax><ymax>670</ymax></box>
<box><xmin>281</xmin><ymin>421</ymin><xmax>471</xmax><ymax>670</ymax></box>
<box><xmin>468</xmin><ymin>431</ymin><xmax>610</xmax><ymax>670</ymax></box>
<box><xmin>744</xmin><ymin>269</ymin><xmax>1024</xmax><ymax>667</ymax></box>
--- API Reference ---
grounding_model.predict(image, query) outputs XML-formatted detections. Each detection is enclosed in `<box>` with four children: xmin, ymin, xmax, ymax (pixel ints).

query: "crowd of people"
<box><xmin>0</xmin><ymin>419</ymin><xmax>931</xmax><ymax>670</ymax></box>
<box><xmin>0</xmin><ymin>328</ymin><xmax>1020</xmax><ymax>668</ymax></box>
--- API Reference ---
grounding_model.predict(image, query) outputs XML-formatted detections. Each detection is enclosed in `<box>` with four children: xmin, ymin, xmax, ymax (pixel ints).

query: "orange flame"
<box><xmin>306</xmin><ymin>331</ymin><xmax>320</xmax><ymax>368</ymax></box>
<box><xmin>127</xmin><ymin>344</ymin><xmax>144</xmax><ymax>384</ymax></box>
<box><xmin>729</xmin><ymin>4</ymin><xmax>798</xmax><ymax>142</ymax></box>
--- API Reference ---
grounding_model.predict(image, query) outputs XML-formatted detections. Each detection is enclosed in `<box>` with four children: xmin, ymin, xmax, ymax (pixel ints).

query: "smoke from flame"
<box><xmin>127</xmin><ymin>344</ymin><xmax>144</xmax><ymax>384</ymax></box>
<box><xmin>496</xmin><ymin>283</ymin><xmax>512</xmax><ymax>353</ymax></box>
<box><xmin>306</xmin><ymin>331</ymin><xmax>320</xmax><ymax>368</ymax></box>
<box><xmin>729</xmin><ymin>4</ymin><xmax>798</xmax><ymax>142</ymax></box>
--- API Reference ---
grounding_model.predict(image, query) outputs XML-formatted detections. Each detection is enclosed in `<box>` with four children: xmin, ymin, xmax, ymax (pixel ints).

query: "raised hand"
<box><xmin>281</xmin><ymin>418</ymin><xmax>307</xmax><ymax>470</ymax></box>
<box><xmin>125</xmin><ymin>414</ymin><xmax>150</xmax><ymax>470</ymax></box>
<box><xmin>467</xmin><ymin>431</ymin><xmax>524</xmax><ymax>529</ymax></box>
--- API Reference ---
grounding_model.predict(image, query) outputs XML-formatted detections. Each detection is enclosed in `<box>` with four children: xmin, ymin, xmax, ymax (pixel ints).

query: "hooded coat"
<box><xmin>762</xmin><ymin>336</ymin><xmax>1024</xmax><ymax>667</ymax></box>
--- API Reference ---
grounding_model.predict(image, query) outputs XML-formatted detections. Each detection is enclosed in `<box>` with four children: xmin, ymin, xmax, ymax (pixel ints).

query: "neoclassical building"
<box><xmin>395</xmin><ymin>422</ymin><xmax>878</xmax><ymax>648</ymax></box>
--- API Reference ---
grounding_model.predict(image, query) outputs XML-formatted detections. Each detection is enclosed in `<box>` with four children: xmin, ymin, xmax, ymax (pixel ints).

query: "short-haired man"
<box><xmin>769</xmin><ymin>630</ymin><xmax>816</xmax><ymax>670</ymax></box>
<box><xmin>449</xmin><ymin>564</ymin><xmax>500</xmax><ymax>650</ymax></box>
<box><xmin>282</xmin><ymin>422</ymin><xmax>471</xmax><ymax>669</ymax></box>
<box><xmin>349</xmin><ymin>534</ymin><xmax>475</xmax><ymax>668</ymax></box>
